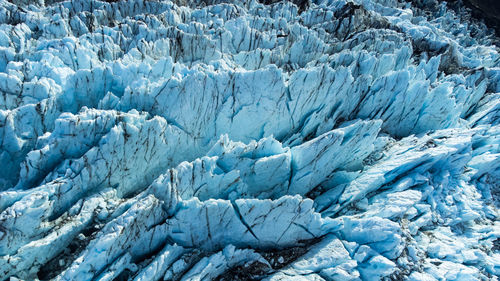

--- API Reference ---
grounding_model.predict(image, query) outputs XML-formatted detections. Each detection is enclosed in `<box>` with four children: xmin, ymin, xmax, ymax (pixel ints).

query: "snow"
<box><xmin>0</xmin><ymin>0</ymin><xmax>499</xmax><ymax>280</ymax></box>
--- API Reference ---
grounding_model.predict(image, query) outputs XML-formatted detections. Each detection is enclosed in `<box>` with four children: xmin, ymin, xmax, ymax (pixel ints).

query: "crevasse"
<box><xmin>0</xmin><ymin>0</ymin><xmax>499</xmax><ymax>280</ymax></box>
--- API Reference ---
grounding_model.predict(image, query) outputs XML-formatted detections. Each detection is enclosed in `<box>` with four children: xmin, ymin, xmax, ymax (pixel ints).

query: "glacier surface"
<box><xmin>0</xmin><ymin>0</ymin><xmax>499</xmax><ymax>280</ymax></box>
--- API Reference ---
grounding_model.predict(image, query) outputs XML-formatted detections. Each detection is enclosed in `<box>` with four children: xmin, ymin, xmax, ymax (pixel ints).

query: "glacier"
<box><xmin>0</xmin><ymin>0</ymin><xmax>499</xmax><ymax>280</ymax></box>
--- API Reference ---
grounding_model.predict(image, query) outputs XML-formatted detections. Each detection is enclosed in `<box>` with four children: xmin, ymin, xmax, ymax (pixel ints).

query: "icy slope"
<box><xmin>0</xmin><ymin>0</ymin><xmax>499</xmax><ymax>280</ymax></box>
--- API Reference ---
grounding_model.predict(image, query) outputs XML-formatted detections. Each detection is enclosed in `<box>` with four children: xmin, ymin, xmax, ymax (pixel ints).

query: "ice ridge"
<box><xmin>0</xmin><ymin>0</ymin><xmax>499</xmax><ymax>280</ymax></box>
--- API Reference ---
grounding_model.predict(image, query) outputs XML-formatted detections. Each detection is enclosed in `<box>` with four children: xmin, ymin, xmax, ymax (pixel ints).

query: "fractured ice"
<box><xmin>0</xmin><ymin>0</ymin><xmax>499</xmax><ymax>280</ymax></box>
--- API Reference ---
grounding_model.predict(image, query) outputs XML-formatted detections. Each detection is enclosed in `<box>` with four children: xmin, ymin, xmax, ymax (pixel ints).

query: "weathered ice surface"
<box><xmin>0</xmin><ymin>0</ymin><xmax>499</xmax><ymax>280</ymax></box>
